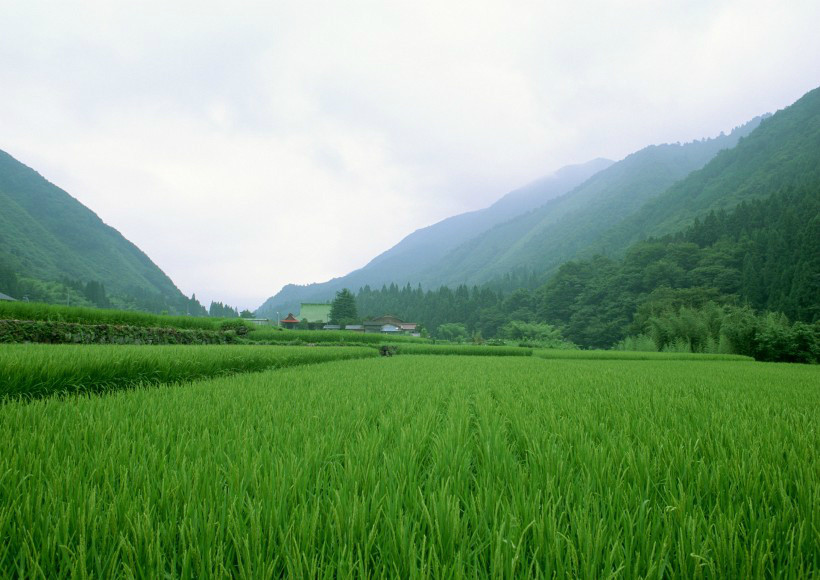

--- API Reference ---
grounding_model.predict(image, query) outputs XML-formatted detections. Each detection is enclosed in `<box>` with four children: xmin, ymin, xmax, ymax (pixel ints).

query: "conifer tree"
<box><xmin>330</xmin><ymin>288</ymin><xmax>358</xmax><ymax>324</ymax></box>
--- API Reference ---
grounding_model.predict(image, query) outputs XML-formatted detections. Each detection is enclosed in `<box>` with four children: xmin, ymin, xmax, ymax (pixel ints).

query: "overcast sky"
<box><xmin>1</xmin><ymin>0</ymin><xmax>818</xmax><ymax>310</ymax></box>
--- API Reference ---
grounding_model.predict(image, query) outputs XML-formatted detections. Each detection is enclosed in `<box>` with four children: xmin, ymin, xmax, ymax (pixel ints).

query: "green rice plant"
<box><xmin>390</xmin><ymin>343</ymin><xmax>532</xmax><ymax>356</ymax></box>
<box><xmin>535</xmin><ymin>348</ymin><xmax>754</xmax><ymax>361</ymax></box>
<box><xmin>0</xmin><ymin>319</ymin><xmax>234</xmax><ymax>345</ymax></box>
<box><xmin>1</xmin><ymin>356</ymin><xmax>816</xmax><ymax>576</ymax></box>
<box><xmin>0</xmin><ymin>344</ymin><xmax>377</xmax><ymax>398</ymax></box>
<box><xmin>0</xmin><ymin>300</ymin><xmax>228</xmax><ymax>330</ymax></box>
<box><xmin>245</xmin><ymin>328</ymin><xmax>428</xmax><ymax>344</ymax></box>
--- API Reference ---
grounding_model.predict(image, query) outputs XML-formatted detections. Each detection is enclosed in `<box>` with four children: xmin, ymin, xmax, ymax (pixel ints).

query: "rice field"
<box><xmin>389</xmin><ymin>343</ymin><xmax>532</xmax><ymax>356</ymax></box>
<box><xmin>1</xmin><ymin>354</ymin><xmax>817</xmax><ymax>577</ymax></box>
<box><xmin>0</xmin><ymin>301</ymin><xmax>228</xmax><ymax>330</ymax></box>
<box><xmin>0</xmin><ymin>344</ymin><xmax>377</xmax><ymax>398</ymax></box>
<box><xmin>534</xmin><ymin>349</ymin><xmax>754</xmax><ymax>361</ymax></box>
<box><xmin>244</xmin><ymin>328</ymin><xmax>427</xmax><ymax>344</ymax></box>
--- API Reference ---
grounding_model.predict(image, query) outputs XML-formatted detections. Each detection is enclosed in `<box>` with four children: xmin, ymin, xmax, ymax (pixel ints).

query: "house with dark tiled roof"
<box><xmin>363</xmin><ymin>315</ymin><xmax>420</xmax><ymax>335</ymax></box>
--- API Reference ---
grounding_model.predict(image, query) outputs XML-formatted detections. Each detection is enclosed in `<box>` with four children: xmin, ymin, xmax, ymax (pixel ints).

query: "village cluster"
<box><xmin>276</xmin><ymin>303</ymin><xmax>420</xmax><ymax>336</ymax></box>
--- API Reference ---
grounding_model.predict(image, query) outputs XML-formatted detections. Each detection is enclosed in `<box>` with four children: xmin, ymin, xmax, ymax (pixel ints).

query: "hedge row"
<box><xmin>0</xmin><ymin>319</ymin><xmax>239</xmax><ymax>346</ymax></box>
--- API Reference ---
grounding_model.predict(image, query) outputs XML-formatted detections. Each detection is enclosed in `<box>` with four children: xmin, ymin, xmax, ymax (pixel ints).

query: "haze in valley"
<box><xmin>1</xmin><ymin>0</ymin><xmax>818</xmax><ymax>309</ymax></box>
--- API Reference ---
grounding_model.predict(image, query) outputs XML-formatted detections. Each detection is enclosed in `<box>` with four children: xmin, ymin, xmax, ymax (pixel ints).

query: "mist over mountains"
<box><xmin>1</xmin><ymin>86</ymin><xmax>817</xmax><ymax>331</ymax></box>
<box><xmin>349</xmin><ymin>86</ymin><xmax>819</xmax><ymax>349</ymax></box>
<box><xmin>255</xmin><ymin>158</ymin><xmax>613</xmax><ymax>317</ymax></box>
<box><xmin>256</xmin><ymin>114</ymin><xmax>763</xmax><ymax>318</ymax></box>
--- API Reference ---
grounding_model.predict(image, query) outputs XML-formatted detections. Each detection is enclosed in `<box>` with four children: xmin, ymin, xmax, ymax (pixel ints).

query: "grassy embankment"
<box><xmin>1</xmin><ymin>356</ymin><xmax>817</xmax><ymax>576</ymax></box>
<box><xmin>243</xmin><ymin>328</ymin><xmax>426</xmax><ymax>344</ymax></box>
<box><xmin>0</xmin><ymin>301</ymin><xmax>434</xmax><ymax>346</ymax></box>
<box><xmin>0</xmin><ymin>344</ymin><xmax>377</xmax><ymax>399</ymax></box>
<box><xmin>534</xmin><ymin>348</ymin><xmax>754</xmax><ymax>361</ymax></box>
<box><xmin>0</xmin><ymin>301</ymin><xmax>226</xmax><ymax>330</ymax></box>
<box><xmin>387</xmin><ymin>343</ymin><xmax>531</xmax><ymax>356</ymax></box>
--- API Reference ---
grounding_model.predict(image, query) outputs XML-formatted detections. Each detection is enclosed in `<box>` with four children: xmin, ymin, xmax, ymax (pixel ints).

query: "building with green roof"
<box><xmin>299</xmin><ymin>303</ymin><xmax>331</xmax><ymax>323</ymax></box>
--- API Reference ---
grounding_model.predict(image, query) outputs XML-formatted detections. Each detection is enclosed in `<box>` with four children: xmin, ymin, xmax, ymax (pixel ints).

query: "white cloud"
<box><xmin>1</xmin><ymin>0</ymin><xmax>818</xmax><ymax>308</ymax></box>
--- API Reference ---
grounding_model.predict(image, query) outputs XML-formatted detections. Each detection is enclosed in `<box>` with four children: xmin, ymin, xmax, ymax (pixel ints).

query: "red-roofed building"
<box><xmin>280</xmin><ymin>313</ymin><xmax>300</xmax><ymax>329</ymax></box>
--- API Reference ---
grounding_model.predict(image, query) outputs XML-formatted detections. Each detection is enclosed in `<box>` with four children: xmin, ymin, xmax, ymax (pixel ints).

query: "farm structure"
<box><xmin>280</xmin><ymin>313</ymin><xmax>300</xmax><ymax>329</ymax></box>
<box><xmin>299</xmin><ymin>303</ymin><xmax>331</xmax><ymax>324</ymax></box>
<box><xmin>364</xmin><ymin>315</ymin><xmax>420</xmax><ymax>335</ymax></box>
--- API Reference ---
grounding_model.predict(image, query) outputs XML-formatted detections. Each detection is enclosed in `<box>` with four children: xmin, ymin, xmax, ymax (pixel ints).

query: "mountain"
<box><xmin>437</xmin><ymin>87</ymin><xmax>820</xmax><ymax>288</ymax></box>
<box><xmin>595</xmin><ymin>86</ymin><xmax>820</xmax><ymax>252</ymax></box>
<box><xmin>536</xmin><ymin>182</ymin><xmax>820</xmax><ymax>350</ymax></box>
<box><xmin>421</xmin><ymin>118</ymin><xmax>763</xmax><ymax>287</ymax></box>
<box><xmin>0</xmin><ymin>150</ymin><xmax>197</xmax><ymax>312</ymax></box>
<box><xmin>258</xmin><ymin>114</ymin><xmax>763</xmax><ymax>317</ymax></box>
<box><xmin>346</xmin><ymin>86</ymin><xmax>820</xmax><ymax>350</ymax></box>
<box><xmin>256</xmin><ymin>158</ymin><xmax>613</xmax><ymax>317</ymax></box>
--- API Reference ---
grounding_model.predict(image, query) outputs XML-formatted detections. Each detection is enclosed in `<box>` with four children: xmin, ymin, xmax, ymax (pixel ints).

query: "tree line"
<box><xmin>353</xmin><ymin>185</ymin><xmax>819</xmax><ymax>361</ymax></box>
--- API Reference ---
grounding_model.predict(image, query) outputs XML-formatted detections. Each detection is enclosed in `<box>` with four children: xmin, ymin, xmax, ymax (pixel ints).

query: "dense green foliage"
<box><xmin>357</xmin><ymin>282</ymin><xmax>508</xmax><ymax>339</ymax></box>
<box><xmin>329</xmin><ymin>288</ymin><xmax>358</xmax><ymax>324</ymax></box>
<box><xmin>354</xmin><ymin>174</ymin><xmax>819</xmax><ymax>361</ymax></box>
<box><xmin>538</xmin><ymin>185</ymin><xmax>819</xmax><ymax>353</ymax></box>
<box><xmin>208</xmin><ymin>301</ymin><xmax>240</xmax><ymax>318</ymax></box>
<box><xmin>617</xmin><ymin>303</ymin><xmax>820</xmax><ymax>363</ymax></box>
<box><xmin>0</xmin><ymin>150</ymin><xmax>204</xmax><ymax>314</ymax></box>
<box><xmin>0</xmin><ymin>300</ymin><xmax>228</xmax><ymax>330</ymax></box>
<box><xmin>435</xmin><ymin>322</ymin><xmax>468</xmax><ymax>341</ymax></box>
<box><xmin>1</xmin><ymin>356</ymin><xmax>817</xmax><ymax>576</ymax></box>
<box><xmin>0</xmin><ymin>344</ymin><xmax>376</xmax><ymax>398</ymax></box>
<box><xmin>499</xmin><ymin>320</ymin><xmax>574</xmax><ymax>348</ymax></box>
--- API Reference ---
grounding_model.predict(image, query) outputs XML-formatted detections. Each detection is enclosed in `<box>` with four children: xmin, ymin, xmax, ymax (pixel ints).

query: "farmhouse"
<box><xmin>0</xmin><ymin>292</ymin><xmax>16</xmax><ymax>301</ymax></box>
<box><xmin>363</xmin><ymin>315</ymin><xmax>420</xmax><ymax>335</ymax></box>
<box><xmin>280</xmin><ymin>313</ymin><xmax>300</xmax><ymax>329</ymax></box>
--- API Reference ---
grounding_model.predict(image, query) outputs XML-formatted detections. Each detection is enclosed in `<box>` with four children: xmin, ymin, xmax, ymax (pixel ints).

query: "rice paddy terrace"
<box><xmin>1</xmin><ymin>345</ymin><xmax>818</xmax><ymax>577</ymax></box>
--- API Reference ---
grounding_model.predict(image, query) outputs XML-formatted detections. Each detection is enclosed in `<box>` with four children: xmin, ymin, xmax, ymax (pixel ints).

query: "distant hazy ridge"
<box><xmin>257</xmin><ymin>114</ymin><xmax>763</xmax><ymax>317</ymax></box>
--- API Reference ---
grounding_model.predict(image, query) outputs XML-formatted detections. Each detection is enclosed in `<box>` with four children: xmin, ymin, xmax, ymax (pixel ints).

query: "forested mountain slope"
<box><xmin>593</xmin><ymin>85</ymin><xmax>820</xmax><ymax>254</ymax></box>
<box><xmin>0</xmin><ymin>150</ymin><xmax>198</xmax><ymax>313</ymax></box>
<box><xmin>352</xmin><ymin>184</ymin><xmax>819</xmax><ymax>356</ymax></box>
<box><xmin>260</xmin><ymin>111</ymin><xmax>765</xmax><ymax>319</ymax></box>
<box><xmin>422</xmin><ymin>118</ymin><xmax>762</xmax><ymax>287</ymax></box>
<box><xmin>348</xmin><ymin>87</ymin><xmax>820</xmax><ymax>356</ymax></box>
<box><xmin>537</xmin><ymin>184</ymin><xmax>819</xmax><ymax>349</ymax></box>
<box><xmin>255</xmin><ymin>158</ymin><xmax>612</xmax><ymax>317</ymax></box>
